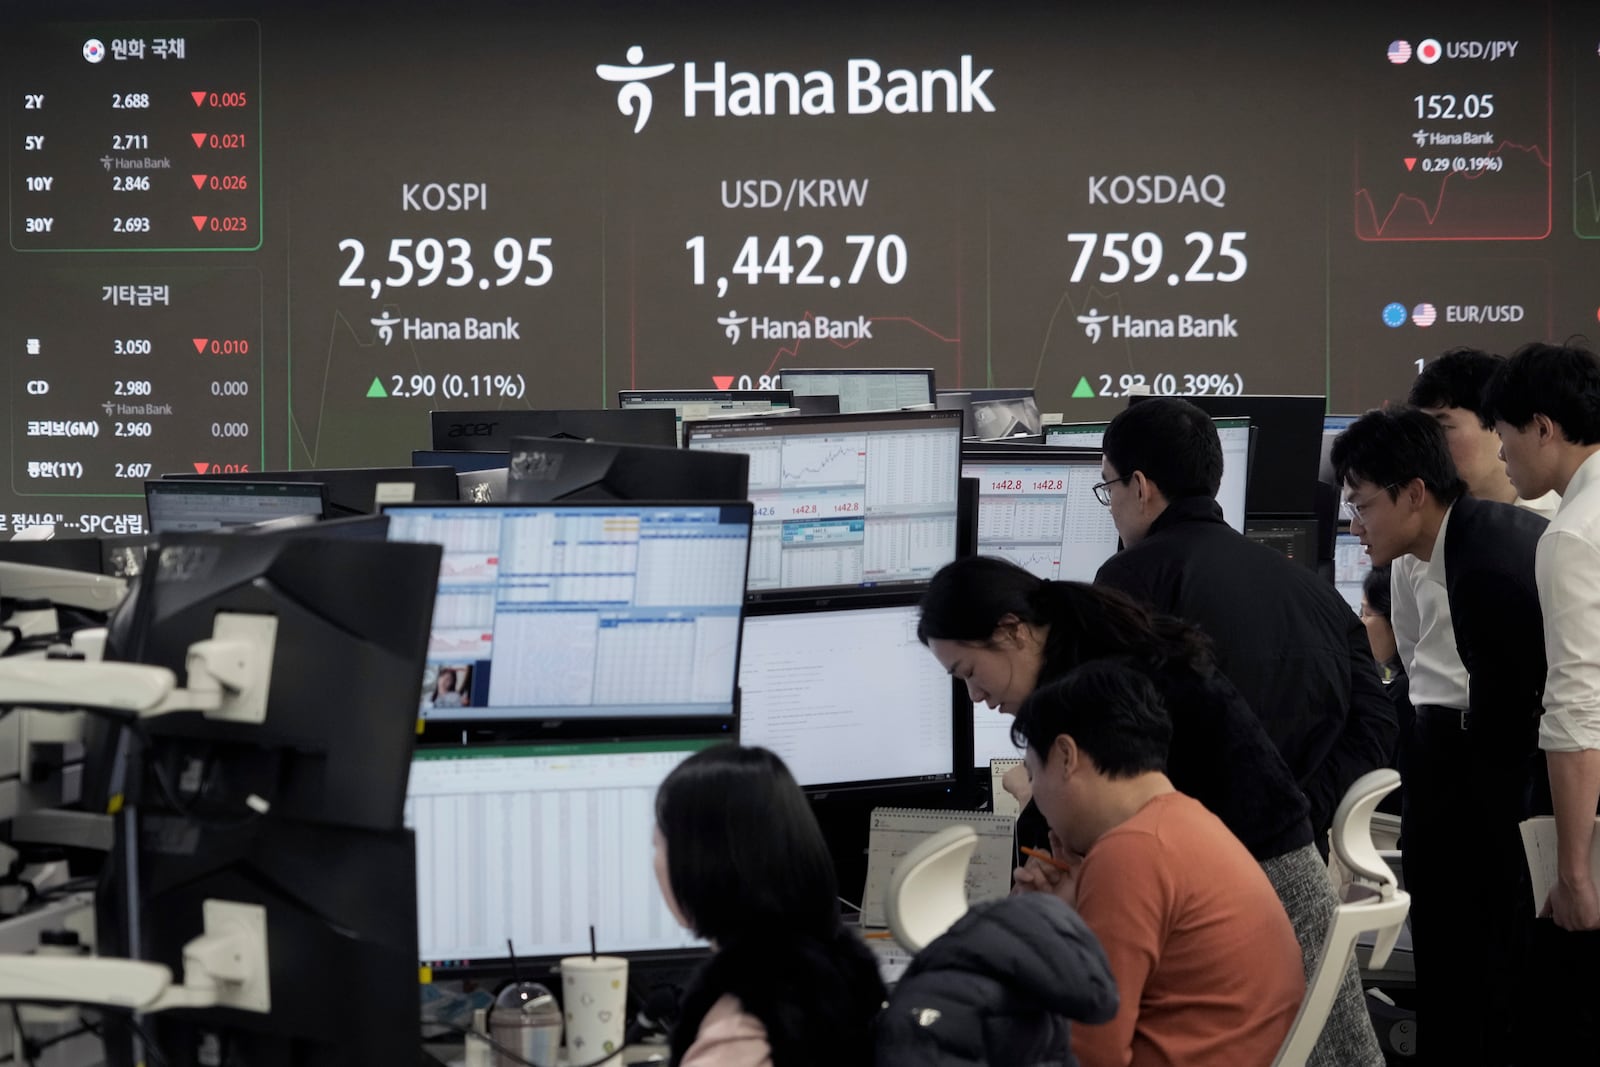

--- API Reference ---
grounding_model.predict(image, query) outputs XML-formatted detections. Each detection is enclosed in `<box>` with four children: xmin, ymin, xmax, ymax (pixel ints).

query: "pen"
<box><xmin>1020</xmin><ymin>846</ymin><xmax>1073</xmax><ymax>873</ymax></box>
<box><xmin>863</xmin><ymin>931</ymin><xmax>896</xmax><ymax>940</ymax></box>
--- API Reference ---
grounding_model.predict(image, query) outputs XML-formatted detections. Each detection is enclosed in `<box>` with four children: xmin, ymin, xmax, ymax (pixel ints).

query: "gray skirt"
<box><xmin>1261</xmin><ymin>844</ymin><xmax>1386</xmax><ymax>1067</ymax></box>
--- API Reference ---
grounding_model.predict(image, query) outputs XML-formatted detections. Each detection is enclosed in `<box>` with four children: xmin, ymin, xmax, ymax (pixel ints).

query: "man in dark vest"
<box><xmin>1332</xmin><ymin>407</ymin><xmax>1547</xmax><ymax>1067</ymax></box>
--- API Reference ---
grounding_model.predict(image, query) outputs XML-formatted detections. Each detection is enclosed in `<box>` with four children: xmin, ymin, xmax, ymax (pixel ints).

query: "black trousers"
<box><xmin>1403</xmin><ymin>705</ymin><xmax>1537</xmax><ymax>1067</ymax></box>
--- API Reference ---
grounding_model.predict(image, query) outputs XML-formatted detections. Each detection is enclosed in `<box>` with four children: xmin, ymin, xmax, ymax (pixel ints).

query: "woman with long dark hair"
<box><xmin>653</xmin><ymin>745</ymin><xmax>884</xmax><ymax>1067</ymax></box>
<box><xmin>917</xmin><ymin>556</ymin><xmax>1384</xmax><ymax>1067</ymax></box>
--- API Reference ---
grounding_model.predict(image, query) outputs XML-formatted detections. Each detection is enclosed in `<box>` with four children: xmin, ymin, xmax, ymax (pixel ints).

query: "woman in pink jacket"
<box><xmin>653</xmin><ymin>745</ymin><xmax>885</xmax><ymax>1067</ymax></box>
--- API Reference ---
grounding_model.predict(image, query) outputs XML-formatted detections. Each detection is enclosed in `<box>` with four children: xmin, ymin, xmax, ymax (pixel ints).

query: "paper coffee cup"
<box><xmin>560</xmin><ymin>955</ymin><xmax>628</xmax><ymax>1060</ymax></box>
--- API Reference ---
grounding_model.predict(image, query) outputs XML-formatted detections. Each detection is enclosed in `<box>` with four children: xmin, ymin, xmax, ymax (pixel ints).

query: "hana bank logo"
<box><xmin>597</xmin><ymin>45</ymin><xmax>996</xmax><ymax>134</ymax></box>
<box><xmin>596</xmin><ymin>46</ymin><xmax>676</xmax><ymax>134</ymax></box>
<box><xmin>1078</xmin><ymin>308</ymin><xmax>1111</xmax><ymax>344</ymax></box>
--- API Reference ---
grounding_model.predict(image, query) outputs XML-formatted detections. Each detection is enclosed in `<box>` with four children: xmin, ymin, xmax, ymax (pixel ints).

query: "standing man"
<box><xmin>1094</xmin><ymin>398</ymin><xmax>1397</xmax><ymax>840</ymax></box>
<box><xmin>1330</xmin><ymin>407</ymin><xmax>1547</xmax><ymax>1066</ymax></box>
<box><xmin>1484</xmin><ymin>342</ymin><xmax>1600</xmax><ymax>1053</ymax></box>
<box><xmin>1409</xmin><ymin>347</ymin><xmax>1560</xmax><ymax>518</ymax></box>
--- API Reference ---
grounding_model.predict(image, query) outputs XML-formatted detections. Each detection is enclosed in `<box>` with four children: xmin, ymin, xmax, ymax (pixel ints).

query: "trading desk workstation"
<box><xmin>0</xmin><ymin>364</ymin><xmax>1367</xmax><ymax>1065</ymax></box>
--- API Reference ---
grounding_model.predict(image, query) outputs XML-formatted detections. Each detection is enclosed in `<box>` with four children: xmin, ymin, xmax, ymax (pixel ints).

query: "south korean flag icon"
<box><xmin>83</xmin><ymin>38</ymin><xmax>105</xmax><ymax>63</ymax></box>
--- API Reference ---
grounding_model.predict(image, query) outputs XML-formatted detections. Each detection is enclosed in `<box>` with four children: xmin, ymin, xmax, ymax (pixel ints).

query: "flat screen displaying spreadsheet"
<box><xmin>144</xmin><ymin>479</ymin><xmax>326</xmax><ymax>533</ymax></box>
<box><xmin>1043</xmin><ymin>421</ymin><xmax>1109</xmax><ymax>450</ymax></box>
<box><xmin>1335</xmin><ymin>531</ymin><xmax>1372</xmax><ymax>613</ymax></box>
<box><xmin>383</xmin><ymin>502</ymin><xmax>752</xmax><ymax>720</ymax></box>
<box><xmin>406</xmin><ymin>739</ymin><xmax>715</xmax><ymax>968</ymax></box>
<box><xmin>738</xmin><ymin>602</ymin><xmax>957</xmax><ymax>790</ymax></box>
<box><xmin>777</xmin><ymin>367</ymin><xmax>934</xmax><ymax>414</ymax></box>
<box><xmin>684</xmin><ymin>410</ymin><xmax>961</xmax><ymax>596</ymax></box>
<box><xmin>962</xmin><ymin>450</ymin><xmax>1119</xmax><ymax>582</ymax></box>
<box><xmin>974</xmin><ymin>711</ymin><xmax>1024</xmax><ymax>770</ymax></box>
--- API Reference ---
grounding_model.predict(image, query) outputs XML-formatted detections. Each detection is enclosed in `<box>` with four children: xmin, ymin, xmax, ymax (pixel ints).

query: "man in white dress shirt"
<box><xmin>1485</xmin><ymin>341</ymin><xmax>1600</xmax><ymax>1055</ymax></box>
<box><xmin>1331</xmin><ymin>408</ymin><xmax>1548</xmax><ymax>1066</ymax></box>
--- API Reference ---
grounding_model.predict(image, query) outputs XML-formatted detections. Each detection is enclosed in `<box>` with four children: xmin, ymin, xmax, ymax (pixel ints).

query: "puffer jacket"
<box><xmin>875</xmin><ymin>893</ymin><xmax>1117</xmax><ymax>1067</ymax></box>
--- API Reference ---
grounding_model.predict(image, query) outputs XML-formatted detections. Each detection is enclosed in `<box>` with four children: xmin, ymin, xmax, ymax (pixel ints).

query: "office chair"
<box><xmin>1272</xmin><ymin>769</ymin><xmax>1412</xmax><ymax>1067</ymax></box>
<box><xmin>884</xmin><ymin>825</ymin><xmax>979</xmax><ymax>953</ymax></box>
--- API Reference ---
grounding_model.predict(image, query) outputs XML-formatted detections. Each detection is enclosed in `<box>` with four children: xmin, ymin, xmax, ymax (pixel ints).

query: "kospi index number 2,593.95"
<box><xmin>336</xmin><ymin>236</ymin><xmax>553</xmax><ymax>299</ymax></box>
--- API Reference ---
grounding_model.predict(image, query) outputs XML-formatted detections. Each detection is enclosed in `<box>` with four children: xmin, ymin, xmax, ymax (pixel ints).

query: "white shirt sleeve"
<box><xmin>1390</xmin><ymin>556</ymin><xmax>1422</xmax><ymax>677</ymax></box>
<box><xmin>1537</xmin><ymin>529</ymin><xmax>1600</xmax><ymax>751</ymax></box>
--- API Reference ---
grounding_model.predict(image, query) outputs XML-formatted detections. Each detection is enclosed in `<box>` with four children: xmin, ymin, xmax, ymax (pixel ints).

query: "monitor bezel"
<box><xmin>379</xmin><ymin>498</ymin><xmax>754</xmax><ymax>742</ymax></box>
<box><xmin>682</xmin><ymin>408</ymin><xmax>963</xmax><ymax>604</ymax></box>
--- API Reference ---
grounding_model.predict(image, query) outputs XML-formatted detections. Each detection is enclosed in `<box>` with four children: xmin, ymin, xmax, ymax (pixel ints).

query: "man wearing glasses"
<box><xmin>1092</xmin><ymin>398</ymin><xmax>1396</xmax><ymax>846</ymax></box>
<box><xmin>1331</xmin><ymin>407</ymin><xmax>1547</xmax><ymax>1067</ymax></box>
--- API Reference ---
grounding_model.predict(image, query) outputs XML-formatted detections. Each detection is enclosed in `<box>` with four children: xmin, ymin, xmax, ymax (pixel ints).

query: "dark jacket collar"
<box><xmin>1147</xmin><ymin>494</ymin><xmax>1228</xmax><ymax>536</ymax></box>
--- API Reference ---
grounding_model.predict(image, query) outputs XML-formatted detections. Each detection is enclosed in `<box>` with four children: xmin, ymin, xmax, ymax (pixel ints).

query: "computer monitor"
<box><xmin>617</xmin><ymin>389</ymin><xmax>795</xmax><ymax>446</ymax></box>
<box><xmin>683</xmin><ymin>410</ymin><xmax>961</xmax><ymax>599</ymax></box>
<box><xmin>974</xmin><ymin>710</ymin><xmax>1024</xmax><ymax>770</ymax></box>
<box><xmin>950</xmin><ymin>387</ymin><xmax>1037</xmax><ymax>403</ymax></box>
<box><xmin>738</xmin><ymin>599</ymin><xmax>961</xmax><ymax>792</ymax></box>
<box><xmin>1244</xmin><ymin>518</ymin><xmax>1317</xmax><ymax>570</ymax></box>
<box><xmin>411</xmin><ymin>449</ymin><xmax>510</xmax><ymax>473</ymax></box>
<box><xmin>1213</xmin><ymin>417</ymin><xmax>1251</xmax><ymax>534</ymax></box>
<box><xmin>1044</xmin><ymin>421</ymin><xmax>1109</xmax><ymax>450</ymax></box>
<box><xmin>1320</xmin><ymin>414</ymin><xmax>1360</xmax><ymax>485</ymax></box>
<box><xmin>961</xmin><ymin>448</ymin><xmax>1119</xmax><ymax>582</ymax></box>
<box><xmin>969</xmin><ymin>395</ymin><xmax>1043</xmax><ymax>440</ymax></box>
<box><xmin>506</xmin><ymin>437</ymin><xmax>749</xmax><ymax>503</ymax></box>
<box><xmin>777</xmin><ymin>367</ymin><xmax>935</xmax><ymax>413</ymax></box>
<box><xmin>382</xmin><ymin>502</ymin><xmax>753</xmax><ymax>725</ymax></box>
<box><xmin>1334</xmin><ymin>531</ymin><xmax>1372</xmax><ymax>613</ymax></box>
<box><xmin>163</xmin><ymin>466</ymin><xmax>459</xmax><ymax>516</ymax></box>
<box><xmin>96</xmin><ymin>530</ymin><xmax>442</xmax><ymax>1066</ymax></box>
<box><xmin>791</xmin><ymin>392</ymin><xmax>841</xmax><ymax>415</ymax></box>
<box><xmin>1133</xmin><ymin>394</ymin><xmax>1324</xmax><ymax>515</ymax></box>
<box><xmin>143</xmin><ymin>480</ymin><xmax>327</xmax><ymax>534</ymax></box>
<box><xmin>405</xmin><ymin>737</ymin><xmax>718</xmax><ymax>973</ymax></box>
<box><xmin>429</xmin><ymin>408</ymin><xmax>677</xmax><ymax>452</ymax></box>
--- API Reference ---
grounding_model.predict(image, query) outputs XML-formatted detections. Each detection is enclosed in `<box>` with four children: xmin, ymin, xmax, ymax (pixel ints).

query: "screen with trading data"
<box><xmin>3</xmin><ymin>0</ymin><xmax>1592</xmax><ymax>537</ymax></box>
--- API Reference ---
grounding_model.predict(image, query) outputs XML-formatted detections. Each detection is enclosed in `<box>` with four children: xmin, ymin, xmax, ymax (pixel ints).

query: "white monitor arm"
<box><xmin>0</xmin><ymin>613</ymin><xmax>276</xmax><ymax>724</ymax></box>
<box><xmin>0</xmin><ymin>900</ymin><xmax>268</xmax><ymax>1014</ymax></box>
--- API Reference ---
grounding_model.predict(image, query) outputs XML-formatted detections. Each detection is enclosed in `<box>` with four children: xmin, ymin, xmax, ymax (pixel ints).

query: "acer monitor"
<box><xmin>428</xmin><ymin>408</ymin><xmax>676</xmax><ymax>452</ymax></box>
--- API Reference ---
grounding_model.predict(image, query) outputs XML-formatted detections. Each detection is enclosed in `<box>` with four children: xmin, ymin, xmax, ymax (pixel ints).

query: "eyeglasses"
<box><xmin>1092</xmin><ymin>476</ymin><xmax>1130</xmax><ymax>506</ymax></box>
<box><xmin>1340</xmin><ymin>484</ymin><xmax>1398</xmax><ymax>525</ymax></box>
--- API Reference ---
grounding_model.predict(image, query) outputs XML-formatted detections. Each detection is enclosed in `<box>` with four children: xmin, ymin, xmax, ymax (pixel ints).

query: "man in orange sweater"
<box><xmin>1012</xmin><ymin>661</ymin><xmax>1306</xmax><ymax>1067</ymax></box>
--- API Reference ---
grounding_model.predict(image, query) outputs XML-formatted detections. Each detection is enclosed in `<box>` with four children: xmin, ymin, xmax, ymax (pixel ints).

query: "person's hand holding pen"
<box><xmin>1012</xmin><ymin>830</ymin><xmax>1081</xmax><ymax>907</ymax></box>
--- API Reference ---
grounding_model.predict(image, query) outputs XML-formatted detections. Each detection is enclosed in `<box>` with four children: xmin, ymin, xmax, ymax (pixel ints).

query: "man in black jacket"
<box><xmin>1093</xmin><ymin>398</ymin><xmax>1396</xmax><ymax>840</ymax></box>
<box><xmin>1331</xmin><ymin>407</ymin><xmax>1547</xmax><ymax>1067</ymax></box>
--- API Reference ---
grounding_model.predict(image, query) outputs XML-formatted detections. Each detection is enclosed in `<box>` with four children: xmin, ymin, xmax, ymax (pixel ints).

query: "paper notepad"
<box><xmin>860</xmin><ymin>807</ymin><xmax>1016</xmax><ymax>930</ymax></box>
<box><xmin>1519</xmin><ymin>816</ymin><xmax>1600</xmax><ymax>917</ymax></box>
<box><xmin>990</xmin><ymin>758</ymin><xmax>1023</xmax><ymax>817</ymax></box>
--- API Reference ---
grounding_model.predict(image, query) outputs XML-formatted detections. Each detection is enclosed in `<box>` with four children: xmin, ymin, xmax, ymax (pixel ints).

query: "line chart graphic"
<box><xmin>780</xmin><ymin>438</ymin><xmax>867</xmax><ymax>488</ymax></box>
<box><xmin>758</xmin><ymin>311</ymin><xmax>961</xmax><ymax>377</ymax></box>
<box><xmin>1353</xmin><ymin>12</ymin><xmax>1552</xmax><ymax>242</ymax></box>
<box><xmin>1354</xmin><ymin>141</ymin><xmax>1552</xmax><ymax>241</ymax></box>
